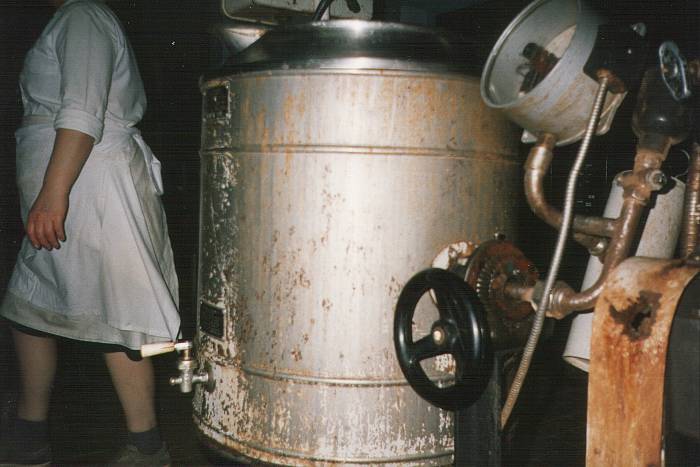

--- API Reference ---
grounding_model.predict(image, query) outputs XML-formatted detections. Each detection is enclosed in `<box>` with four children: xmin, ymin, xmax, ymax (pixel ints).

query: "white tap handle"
<box><xmin>140</xmin><ymin>341</ymin><xmax>176</xmax><ymax>357</ymax></box>
<box><xmin>140</xmin><ymin>340</ymin><xmax>193</xmax><ymax>357</ymax></box>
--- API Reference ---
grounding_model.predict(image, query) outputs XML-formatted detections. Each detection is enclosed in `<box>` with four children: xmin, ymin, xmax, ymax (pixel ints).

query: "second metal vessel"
<box><xmin>194</xmin><ymin>20</ymin><xmax>521</xmax><ymax>465</ymax></box>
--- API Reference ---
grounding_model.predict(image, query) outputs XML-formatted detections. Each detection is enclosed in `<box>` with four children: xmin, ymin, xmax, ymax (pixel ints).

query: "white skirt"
<box><xmin>1</xmin><ymin>121</ymin><xmax>181</xmax><ymax>349</ymax></box>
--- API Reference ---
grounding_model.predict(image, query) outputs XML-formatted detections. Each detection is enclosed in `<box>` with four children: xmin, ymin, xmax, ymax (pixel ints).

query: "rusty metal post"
<box><xmin>586</xmin><ymin>257</ymin><xmax>700</xmax><ymax>466</ymax></box>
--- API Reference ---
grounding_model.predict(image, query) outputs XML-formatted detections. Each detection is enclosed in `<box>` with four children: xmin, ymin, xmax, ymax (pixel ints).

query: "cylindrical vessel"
<box><xmin>194</xmin><ymin>21</ymin><xmax>520</xmax><ymax>465</ymax></box>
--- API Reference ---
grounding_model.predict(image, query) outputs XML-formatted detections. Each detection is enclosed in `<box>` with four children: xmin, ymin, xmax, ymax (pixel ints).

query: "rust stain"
<box><xmin>321</xmin><ymin>298</ymin><xmax>332</xmax><ymax>313</ymax></box>
<box><xmin>587</xmin><ymin>258</ymin><xmax>700</xmax><ymax>467</ymax></box>
<box><xmin>387</xmin><ymin>276</ymin><xmax>403</xmax><ymax>300</ymax></box>
<box><xmin>283</xmin><ymin>149</ymin><xmax>293</xmax><ymax>176</ymax></box>
<box><xmin>608</xmin><ymin>290</ymin><xmax>662</xmax><ymax>340</ymax></box>
<box><xmin>293</xmin><ymin>268</ymin><xmax>311</xmax><ymax>289</ymax></box>
<box><xmin>236</xmin><ymin>313</ymin><xmax>254</xmax><ymax>345</ymax></box>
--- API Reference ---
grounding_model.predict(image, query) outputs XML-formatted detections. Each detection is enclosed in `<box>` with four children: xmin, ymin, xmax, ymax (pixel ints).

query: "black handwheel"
<box><xmin>394</xmin><ymin>268</ymin><xmax>493</xmax><ymax>411</ymax></box>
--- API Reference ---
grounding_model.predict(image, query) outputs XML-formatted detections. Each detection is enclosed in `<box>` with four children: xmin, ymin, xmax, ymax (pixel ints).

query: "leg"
<box><xmin>104</xmin><ymin>353</ymin><xmax>170</xmax><ymax>464</ymax></box>
<box><xmin>2</xmin><ymin>328</ymin><xmax>55</xmax><ymax>463</ymax></box>
<box><xmin>11</xmin><ymin>327</ymin><xmax>57</xmax><ymax>421</ymax></box>
<box><xmin>103</xmin><ymin>352</ymin><xmax>157</xmax><ymax>433</ymax></box>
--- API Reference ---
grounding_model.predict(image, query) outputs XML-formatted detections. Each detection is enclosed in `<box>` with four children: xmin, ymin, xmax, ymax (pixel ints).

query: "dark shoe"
<box><xmin>0</xmin><ymin>408</ymin><xmax>50</xmax><ymax>467</ymax></box>
<box><xmin>109</xmin><ymin>444</ymin><xmax>170</xmax><ymax>466</ymax></box>
<box><xmin>0</xmin><ymin>444</ymin><xmax>51</xmax><ymax>466</ymax></box>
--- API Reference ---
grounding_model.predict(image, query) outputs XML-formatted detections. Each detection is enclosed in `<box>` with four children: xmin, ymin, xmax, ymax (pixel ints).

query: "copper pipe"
<box><xmin>508</xmin><ymin>143</ymin><xmax>672</xmax><ymax>318</ymax></box>
<box><xmin>524</xmin><ymin>135</ymin><xmax>617</xmax><ymax>242</ymax></box>
<box><xmin>544</xmin><ymin>144</ymin><xmax>671</xmax><ymax>318</ymax></box>
<box><xmin>546</xmin><ymin>196</ymin><xmax>646</xmax><ymax>318</ymax></box>
<box><xmin>680</xmin><ymin>143</ymin><xmax>700</xmax><ymax>257</ymax></box>
<box><xmin>503</xmin><ymin>282</ymin><xmax>533</xmax><ymax>303</ymax></box>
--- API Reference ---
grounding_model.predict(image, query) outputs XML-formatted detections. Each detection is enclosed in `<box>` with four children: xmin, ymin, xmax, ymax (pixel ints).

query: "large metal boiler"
<box><xmin>193</xmin><ymin>21</ymin><xmax>520</xmax><ymax>465</ymax></box>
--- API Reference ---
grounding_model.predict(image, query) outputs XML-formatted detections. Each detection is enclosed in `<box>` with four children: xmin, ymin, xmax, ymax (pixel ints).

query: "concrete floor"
<box><xmin>0</xmin><ymin>319</ymin><xmax>588</xmax><ymax>466</ymax></box>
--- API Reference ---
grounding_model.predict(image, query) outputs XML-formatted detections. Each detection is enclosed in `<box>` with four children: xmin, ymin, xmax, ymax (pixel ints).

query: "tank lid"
<box><xmin>214</xmin><ymin>20</ymin><xmax>466</xmax><ymax>75</ymax></box>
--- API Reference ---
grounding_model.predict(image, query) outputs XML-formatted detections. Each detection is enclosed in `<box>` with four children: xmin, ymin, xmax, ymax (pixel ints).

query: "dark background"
<box><xmin>0</xmin><ymin>0</ymin><xmax>698</xmax><ymax>465</ymax></box>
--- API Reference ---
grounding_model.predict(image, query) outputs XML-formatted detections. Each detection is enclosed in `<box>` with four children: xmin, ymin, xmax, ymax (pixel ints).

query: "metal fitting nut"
<box><xmin>590</xmin><ymin>238</ymin><xmax>609</xmax><ymax>257</ymax></box>
<box><xmin>646</xmin><ymin>170</ymin><xmax>668</xmax><ymax>191</ymax></box>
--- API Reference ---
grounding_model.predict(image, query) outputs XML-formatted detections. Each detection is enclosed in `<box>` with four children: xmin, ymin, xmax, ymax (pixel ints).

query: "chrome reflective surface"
<box><xmin>213</xmin><ymin>21</ymin><xmax>271</xmax><ymax>54</ymax></box>
<box><xmin>213</xmin><ymin>20</ymin><xmax>463</xmax><ymax>75</ymax></box>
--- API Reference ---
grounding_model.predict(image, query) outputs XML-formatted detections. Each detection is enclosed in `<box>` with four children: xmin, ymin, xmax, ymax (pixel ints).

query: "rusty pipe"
<box><xmin>680</xmin><ymin>143</ymin><xmax>700</xmax><ymax>257</ymax></box>
<box><xmin>507</xmin><ymin>144</ymin><xmax>672</xmax><ymax>316</ymax></box>
<box><xmin>503</xmin><ymin>282</ymin><xmax>533</xmax><ymax>304</ymax></box>
<box><xmin>505</xmin><ymin>199</ymin><xmax>642</xmax><ymax>316</ymax></box>
<box><xmin>524</xmin><ymin>134</ymin><xmax>617</xmax><ymax>243</ymax></box>
<box><xmin>544</xmin><ymin>144</ymin><xmax>671</xmax><ymax>318</ymax></box>
<box><xmin>545</xmin><ymin>195</ymin><xmax>647</xmax><ymax>318</ymax></box>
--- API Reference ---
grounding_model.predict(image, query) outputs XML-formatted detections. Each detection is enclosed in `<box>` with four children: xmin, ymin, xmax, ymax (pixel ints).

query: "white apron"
<box><xmin>1</xmin><ymin>118</ymin><xmax>180</xmax><ymax>349</ymax></box>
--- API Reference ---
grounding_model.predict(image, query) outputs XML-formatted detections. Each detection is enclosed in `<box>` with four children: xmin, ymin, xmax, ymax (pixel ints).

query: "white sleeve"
<box><xmin>53</xmin><ymin>4</ymin><xmax>116</xmax><ymax>144</ymax></box>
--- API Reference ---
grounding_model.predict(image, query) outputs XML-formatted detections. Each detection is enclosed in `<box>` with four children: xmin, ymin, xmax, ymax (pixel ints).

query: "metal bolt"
<box><xmin>647</xmin><ymin>170</ymin><xmax>667</xmax><ymax>190</ymax></box>
<box><xmin>590</xmin><ymin>238</ymin><xmax>608</xmax><ymax>256</ymax></box>
<box><xmin>631</xmin><ymin>22</ymin><xmax>647</xmax><ymax>37</ymax></box>
<box><xmin>432</xmin><ymin>326</ymin><xmax>446</xmax><ymax>345</ymax></box>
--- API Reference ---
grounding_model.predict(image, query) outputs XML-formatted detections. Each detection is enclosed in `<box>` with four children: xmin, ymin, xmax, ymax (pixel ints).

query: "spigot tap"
<box><xmin>168</xmin><ymin>343</ymin><xmax>210</xmax><ymax>393</ymax></box>
<box><xmin>140</xmin><ymin>340</ymin><xmax>211</xmax><ymax>393</ymax></box>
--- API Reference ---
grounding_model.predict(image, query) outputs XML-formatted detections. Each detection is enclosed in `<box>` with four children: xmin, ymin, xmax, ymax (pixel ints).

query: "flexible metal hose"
<box><xmin>312</xmin><ymin>0</ymin><xmax>361</xmax><ymax>21</ymax></box>
<box><xmin>500</xmin><ymin>76</ymin><xmax>610</xmax><ymax>428</ymax></box>
<box><xmin>312</xmin><ymin>0</ymin><xmax>334</xmax><ymax>20</ymax></box>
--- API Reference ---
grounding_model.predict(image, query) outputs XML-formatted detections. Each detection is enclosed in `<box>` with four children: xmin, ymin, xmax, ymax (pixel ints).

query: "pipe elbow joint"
<box><xmin>531</xmin><ymin>280</ymin><xmax>576</xmax><ymax>320</ymax></box>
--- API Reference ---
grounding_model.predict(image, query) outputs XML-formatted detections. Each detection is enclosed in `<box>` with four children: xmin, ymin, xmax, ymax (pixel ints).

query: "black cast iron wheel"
<box><xmin>394</xmin><ymin>268</ymin><xmax>493</xmax><ymax>411</ymax></box>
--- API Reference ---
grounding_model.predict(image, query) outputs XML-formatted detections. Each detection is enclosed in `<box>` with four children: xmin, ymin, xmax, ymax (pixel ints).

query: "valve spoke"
<box><xmin>433</xmin><ymin>287</ymin><xmax>454</xmax><ymax>320</ymax></box>
<box><xmin>408</xmin><ymin>334</ymin><xmax>444</xmax><ymax>364</ymax></box>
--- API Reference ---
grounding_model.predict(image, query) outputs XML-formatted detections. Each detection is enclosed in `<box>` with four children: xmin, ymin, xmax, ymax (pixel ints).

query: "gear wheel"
<box><xmin>465</xmin><ymin>238</ymin><xmax>539</xmax><ymax>349</ymax></box>
<box><xmin>475</xmin><ymin>256</ymin><xmax>505</xmax><ymax>313</ymax></box>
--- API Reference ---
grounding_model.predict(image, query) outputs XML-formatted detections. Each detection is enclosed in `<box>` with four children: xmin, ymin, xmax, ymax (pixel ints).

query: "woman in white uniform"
<box><xmin>0</xmin><ymin>0</ymin><xmax>180</xmax><ymax>465</ymax></box>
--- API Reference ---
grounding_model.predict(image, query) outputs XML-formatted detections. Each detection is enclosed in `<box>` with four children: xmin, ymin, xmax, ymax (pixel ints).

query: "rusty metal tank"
<box><xmin>194</xmin><ymin>20</ymin><xmax>520</xmax><ymax>465</ymax></box>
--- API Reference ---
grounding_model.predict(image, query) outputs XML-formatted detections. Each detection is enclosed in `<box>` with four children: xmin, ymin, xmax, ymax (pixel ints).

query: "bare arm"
<box><xmin>27</xmin><ymin>128</ymin><xmax>94</xmax><ymax>250</ymax></box>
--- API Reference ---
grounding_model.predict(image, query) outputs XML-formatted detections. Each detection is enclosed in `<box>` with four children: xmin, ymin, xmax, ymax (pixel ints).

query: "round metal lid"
<box><xmin>215</xmin><ymin>20</ymin><xmax>466</xmax><ymax>75</ymax></box>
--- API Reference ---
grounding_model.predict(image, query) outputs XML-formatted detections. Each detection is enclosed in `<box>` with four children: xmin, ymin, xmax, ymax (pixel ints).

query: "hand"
<box><xmin>25</xmin><ymin>128</ymin><xmax>94</xmax><ymax>251</ymax></box>
<box><xmin>26</xmin><ymin>186</ymin><xmax>68</xmax><ymax>250</ymax></box>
